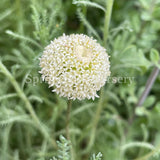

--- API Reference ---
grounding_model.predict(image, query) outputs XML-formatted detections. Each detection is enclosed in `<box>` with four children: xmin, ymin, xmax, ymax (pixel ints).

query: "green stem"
<box><xmin>122</xmin><ymin>142</ymin><xmax>154</xmax><ymax>157</ymax></box>
<box><xmin>87</xmin><ymin>88</ymin><xmax>105</xmax><ymax>151</ymax></box>
<box><xmin>80</xmin><ymin>5</ymin><xmax>87</xmax><ymax>33</ymax></box>
<box><xmin>66</xmin><ymin>100</ymin><xmax>72</xmax><ymax>140</ymax></box>
<box><xmin>134</xmin><ymin>144</ymin><xmax>160</xmax><ymax>160</ymax></box>
<box><xmin>66</xmin><ymin>100</ymin><xmax>74</xmax><ymax>160</ymax></box>
<box><xmin>0</xmin><ymin>61</ymin><xmax>57</xmax><ymax>148</ymax></box>
<box><xmin>103</xmin><ymin>0</ymin><xmax>114</xmax><ymax>47</ymax></box>
<box><xmin>2</xmin><ymin>124</ymin><xmax>12</xmax><ymax>160</ymax></box>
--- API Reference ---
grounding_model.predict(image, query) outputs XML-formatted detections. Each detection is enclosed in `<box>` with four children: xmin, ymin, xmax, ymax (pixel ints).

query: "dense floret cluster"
<box><xmin>39</xmin><ymin>34</ymin><xmax>110</xmax><ymax>100</ymax></box>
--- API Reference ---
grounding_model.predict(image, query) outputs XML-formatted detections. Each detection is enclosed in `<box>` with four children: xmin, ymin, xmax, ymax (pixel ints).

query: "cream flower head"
<box><xmin>39</xmin><ymin>34</ymin><xmax>110</xmax><ymax>100</ymax></box>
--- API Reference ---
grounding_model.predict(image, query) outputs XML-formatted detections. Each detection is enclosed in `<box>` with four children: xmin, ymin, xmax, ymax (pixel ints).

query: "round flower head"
<box><xmin>39</xmin><ymin>34</ymin><xmax>110</xmax><ymax>100</ymax></box>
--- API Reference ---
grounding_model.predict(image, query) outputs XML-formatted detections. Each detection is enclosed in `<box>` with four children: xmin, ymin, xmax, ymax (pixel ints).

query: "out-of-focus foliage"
<box><xmin>0</xmin><ymin>0</ymin><xmax>160</xmax><ymax>160</ymax></box>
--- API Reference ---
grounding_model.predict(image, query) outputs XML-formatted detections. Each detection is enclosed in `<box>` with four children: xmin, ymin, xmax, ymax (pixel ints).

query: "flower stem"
<box><xmin>66</xmin><ymin>99</ymin><xmax>72</xmax><ymax>140</ymax></box>
<box><xmin>66</xmin><ymin>99</ymin><xmax>74</xmax><ymax>160</ymax></box>
<box><xmin>103</xmin><ymin>0</ymin><xmax>114</xmax><ymax>47</ymax></box>
<box><xmin>86</xmin><ymin>87</ymin><xmax>104</xmax><ymax>152</ymax></box>
<box><xmin>0</xmin><ymin>61</ymin><xmax>57</xmax><ymax>148</ymax></box>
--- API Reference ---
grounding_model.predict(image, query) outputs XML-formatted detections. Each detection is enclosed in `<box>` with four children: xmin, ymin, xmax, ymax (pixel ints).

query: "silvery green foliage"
<box><xmin>57</xmin><ymin>136</ymin><xmax>71</xmax><ymax>160</ymax></box>
<box><xmin>31</xmin><ymin>0</ymin><xmax>65</xmax><ymax>46</ymax></box>
<box><xmin>90</xmin><ymin>152</ymin><xmax>102</xmax><ymax>160</ymax></box>
<box><xmin>52</xmin><ymin>136</ymin><xmax>102</xmax><ymax>160</ymax></box>
<box><xmin>51</xmin><ymin>136</ymin><xmax>70</xmax><ymax>160</ymax></box>
<box><xmin>1</xmin><ymin>0</ymin><xmax>160</xmax><ymax>160</ymax></box>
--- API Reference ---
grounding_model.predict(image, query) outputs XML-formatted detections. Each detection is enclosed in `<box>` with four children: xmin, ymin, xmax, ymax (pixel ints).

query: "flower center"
<box><xmin>75</xmin><ymin>45</ymin><xmax>92</xmax><ymax>62</ymax></box>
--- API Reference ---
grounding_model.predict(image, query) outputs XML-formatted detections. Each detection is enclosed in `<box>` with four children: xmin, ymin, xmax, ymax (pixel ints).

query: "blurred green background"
<box><xmin>0</xmin><ymin>0</ymin><xmax>160</xmax><ymax>160</ymax></box>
